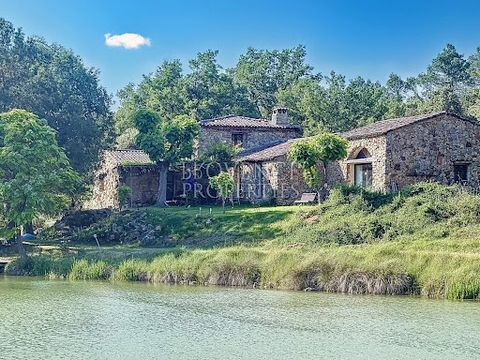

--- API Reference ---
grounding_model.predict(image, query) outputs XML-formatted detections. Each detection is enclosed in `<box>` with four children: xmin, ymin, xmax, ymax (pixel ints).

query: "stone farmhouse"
<box><xmin>88</xmin><ymin>107</ymin><xmax>301</xmax><ymax>208</ymax></box>
<box><xmin>88</xmin><ymin>110</ymin><xmax>480</xmax><ymax>208</ymax></box>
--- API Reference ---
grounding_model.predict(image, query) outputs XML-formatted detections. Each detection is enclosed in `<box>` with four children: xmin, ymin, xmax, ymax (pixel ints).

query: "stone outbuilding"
<box><xmin>86</xmin><ymin>150</ymin><xmax>184</xmax><ymax>209</ymax></box>
<box><xmin>326</xmin><ymin>112</ymin><xmax>480</xmax><ymax>191</ymax></box>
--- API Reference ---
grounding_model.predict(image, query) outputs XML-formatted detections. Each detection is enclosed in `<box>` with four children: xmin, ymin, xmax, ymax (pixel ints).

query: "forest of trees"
<box><xmin>2</xmin><ymin>17</ymin><xmax>480</xmax><ymax>167</ymax></box>
<box><xmin>116</xmin><ymin>44</ymin><xmax>480</xmax><ymax>147</ymax></box>
<box><xmin>0</xmin><ymin>18</ymin><xmax>113</xmax><ymax>172</ymax></box>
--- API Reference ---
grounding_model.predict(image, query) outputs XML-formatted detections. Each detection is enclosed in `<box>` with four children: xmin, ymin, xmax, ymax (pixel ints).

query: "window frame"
<box><xmin>232</xmin><ymin>133</ymin><xmax>245</xmax><ymax>147</ymax></box>
<box><xmin>453</xmin><ymin>163</ymin><xmax>469</xmax><ymax>184</ymax></box>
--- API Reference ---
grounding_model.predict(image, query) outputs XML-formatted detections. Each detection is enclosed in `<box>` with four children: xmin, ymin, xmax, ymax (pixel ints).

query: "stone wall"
<box><xmin>276</xmin><ymin>157</ymin><xmax>321</xmax><ymax>205</ymax></box>
<box><xmin>236</xmin><ymin>155</ymin><xmax>319</xmax><ymax>205</ymax></box>
<box><xmin>326</xmin><ymin>113</ymin><xmax>480</xmax><ymax>192</ymax></box>
<box><xmin>198</xmin><ymin>127</ymin><xmax>300</xmax><ymax>154</ymax></box>
<box><xmin>86</xmin><ymin>153</ymin><xmax>121</xmax><ymax>209</ymax></box>
<box><xmin>385</xmin><ymin>113</ymin><xmax>480</xmax><ymax>189</ymax></box>
<box><xmin>119</xmin><ymin>165</ymin><xmax>159</xmax><ymax>207</ymax></box>
<box><xmin>326</xmin><ymin>136</ymin><xmax>387</xmax><ymax>191</ymax></box>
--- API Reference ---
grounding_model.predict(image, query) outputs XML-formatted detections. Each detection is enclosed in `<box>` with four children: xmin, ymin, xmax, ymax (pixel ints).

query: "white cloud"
<box><xmin>104</xmin><ymin>33</ymin><xmax>151</xmax><ymax>49</ymax></box>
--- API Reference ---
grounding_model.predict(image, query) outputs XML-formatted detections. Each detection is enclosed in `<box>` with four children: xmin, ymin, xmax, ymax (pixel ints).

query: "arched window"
<box><xmin>348</xmin><ymin>147</ymin><xmax>371</xmax><ymax>160</ymax></box>
<box><xmin>355</xmin><ymin>148</ymin><xmax>371</xmax><ymax>159</ymax></box>
<box><xmin>348</xmin><ymin>148</ymin><xmax>372</xmax><ymax>188</ymax></box>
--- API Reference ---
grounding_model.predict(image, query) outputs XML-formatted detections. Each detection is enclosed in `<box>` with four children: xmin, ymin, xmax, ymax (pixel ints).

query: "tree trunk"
<box><xmin>157</xmin><ymin>162</ymin><xmax>169</xmax><ymax>206</ymax></box>
<box><xmin>15</xmin><ymin>229</ymin><xmax>27</xmax><ymax>258</ymax></box>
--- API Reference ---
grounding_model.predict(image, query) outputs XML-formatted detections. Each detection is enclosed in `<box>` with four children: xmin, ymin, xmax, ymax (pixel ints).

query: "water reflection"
<box><xmin>0</xmin><ymin>277</ymin><xmax>479</xmax><ymax>360</ymax></box>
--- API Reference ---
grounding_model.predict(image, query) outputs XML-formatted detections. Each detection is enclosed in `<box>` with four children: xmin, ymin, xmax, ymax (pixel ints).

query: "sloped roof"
<box><xmin>238</xmin><ymin>112</ymin><xmax>474</xmax><ymax>162</ymax></box>
<box><xmin>200</xmin><ymin>115</ymin><xmax>301</xmax><ymax>130</ymax></box>
<box><xmin>105</xmin><ymin>149</ymin><xmax>153</xmax><ymax>166</ymax></box>
<box><xmin>341</xmin><ymin>112</ymin><xmax>476</xmax><ymax>140</ymax></box>
<box><xmin>238</xmin><ymin>139</ymin><xmax>299</xmax><ymax>162</ymax></box>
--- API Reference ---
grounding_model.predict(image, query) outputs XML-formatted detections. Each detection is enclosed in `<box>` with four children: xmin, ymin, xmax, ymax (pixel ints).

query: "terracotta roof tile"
<box><xmin>200</xmin><ymin>115</ymin><xmax>301</xmax><ymax>130</ymax></box>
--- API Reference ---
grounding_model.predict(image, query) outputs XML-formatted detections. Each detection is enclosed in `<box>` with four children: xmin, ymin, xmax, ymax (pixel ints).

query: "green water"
<box><xmin>0</xmin><ymin>277</ymin><xmax>479</xmax><ymax>360</ymax></box>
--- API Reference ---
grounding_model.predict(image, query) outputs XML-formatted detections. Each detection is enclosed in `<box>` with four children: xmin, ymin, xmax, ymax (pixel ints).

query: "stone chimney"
<box><xmin>271</xmin><ymin>106</ymin><xmax>289</xmax><ymax>125</ymax></box>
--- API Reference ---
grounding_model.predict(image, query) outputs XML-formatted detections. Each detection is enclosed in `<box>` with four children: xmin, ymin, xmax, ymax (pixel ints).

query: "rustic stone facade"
<box><xmin>86</xmin><ymin>150</ymin><xmax>160</xmax><ymax>209</ymax></box>
<box><xmin>237</xmin><ymin>140</ymin><xmax>320</xmax><ymax>205</ymax></box>
<box><xmin>326</xmin><ymin>136</ymin><xmax>387</xmax><ymax>191</ymax></box>
<box><xmin>198</xmin><ymin>126</ymin><xmax>299</xmax><ymax>154</ymax></box>
<box><xmin>119</xmin><ymin>166</ymin><xmax>160</xmax><ymax>206</ymax></box>
<box><xmin>198</xmin><ymin>114</ymin><xmax>301</xmax><ymax>154</ymax></box>
<box><xmin>385</xmin><ymin>114</ymin><xmax>480</xmax><ymax>189</ymax></box>
<box><xmin>90</xmin><ymin>111</ymin><xmax>478</xmax><ymax>208</ymax></box>
<box><xmin>235</xmin><ymin>157</ymin><xmax>312</xmax><ymax>205</ymax></box>
<box><xmin>327</xmin><ymin>112</ymin><xmax>480</xmax><ymax>191</ymax></box>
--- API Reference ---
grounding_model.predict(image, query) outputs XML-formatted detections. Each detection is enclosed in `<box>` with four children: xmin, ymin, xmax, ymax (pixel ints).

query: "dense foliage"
<box><xmin>0</xmin><ymin>18</ymin><xmax>114</xmax><ymax>172</ymax></box>
<box><xmin>132</xmin><ymin>109</ymin><xmax>199</xmax><ymax>205</ymax></box>
<box><xmin>288</xmin><ymin>133</ymin><xmax>347</xmax><ymax>191</ymax></box>
<box><xmin>286</xmin><ymin>182</ymin><xmax>480</xmax><ymax>246</ymax></box>
<box><xmin>0</xmin><ymin>109</ymin><xmax>80</xmax><ymax>256</ymax></box>
<box><xmin>116</xmin><ymin>44</ymin><xmax>480</xmax><ymax>145</ymax></box>
<box><xmin>200</xmin><ymin>142</ymin><xmax>239</xmax><ymax>168</ymax></box>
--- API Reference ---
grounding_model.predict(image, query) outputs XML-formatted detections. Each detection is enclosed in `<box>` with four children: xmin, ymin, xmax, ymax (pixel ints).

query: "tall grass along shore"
<box><xmin>4</xmin><ymin>182</ymin><xmax>480</xmax><ymax>300</ymax></box>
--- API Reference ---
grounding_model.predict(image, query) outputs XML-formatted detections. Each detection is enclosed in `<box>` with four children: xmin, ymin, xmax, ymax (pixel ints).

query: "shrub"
<box><xmin>118</xmin><ymin>185</ymin><xmax>132</xmax><ymax>209</ymax></box>
<box><xmin>69</xmin><ymin>259</ymin><xmax>111</xmax><ymax>280</ymax></box>
<box><xmin>285</xmin><ymin>182</ymin><xmax>480</xmax><ymax>246</ymax></box>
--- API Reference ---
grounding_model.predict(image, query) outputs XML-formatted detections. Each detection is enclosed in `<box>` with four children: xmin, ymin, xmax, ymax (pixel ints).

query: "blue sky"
<box><xmin>2</xmin><ymin>0</ymin><xmax>480</xmax><ymax>102</ymax></box>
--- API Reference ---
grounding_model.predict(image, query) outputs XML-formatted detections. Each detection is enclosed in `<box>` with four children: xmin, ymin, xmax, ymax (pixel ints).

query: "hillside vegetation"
<box><xmin>6</xmin><ymin>182</ymin><xmax>480</xmax><ymax>300</ymax></box>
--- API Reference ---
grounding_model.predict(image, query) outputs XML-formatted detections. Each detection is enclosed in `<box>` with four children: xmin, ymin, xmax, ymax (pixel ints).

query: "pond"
<box><xmin>0</xmin><ymin>277</ymin><xmax>479</xmax><ymax>359</ymax></box>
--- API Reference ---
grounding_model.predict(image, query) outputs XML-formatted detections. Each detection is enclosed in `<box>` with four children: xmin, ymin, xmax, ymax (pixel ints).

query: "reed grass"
<box><xmin>5</xmin><ymin>182</ymin><xmax>480</xmax><ymax>299</ymax></box>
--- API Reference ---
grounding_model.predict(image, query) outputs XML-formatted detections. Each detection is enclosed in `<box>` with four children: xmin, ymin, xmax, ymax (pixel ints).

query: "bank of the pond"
<box><xmin>5</xmin><ymin>182</ymin><xmax>480</xmax><ymax>300</ymax></box>
<box><xmin>6</xmin><ymin>237</ymin><xmax>480</xmax><ymax>300</ymax></box>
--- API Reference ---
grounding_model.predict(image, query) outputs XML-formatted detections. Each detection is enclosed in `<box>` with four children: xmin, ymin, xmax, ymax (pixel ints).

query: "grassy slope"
<box><xmin>6</xmin><ymin>183</ymin><xmax>480</xmax><ymax>299</ymax></box>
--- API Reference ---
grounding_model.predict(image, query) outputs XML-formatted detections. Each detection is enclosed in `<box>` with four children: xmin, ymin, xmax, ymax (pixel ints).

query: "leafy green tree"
<box><xmin>278</xmin><ymin>72</ymin><xmax>391</xmax><ymax>134</ymax></box>
<box><xmin>115</xmin><ymin>60</ymin><xmax>189</xmax><ymax>148</ymax></box>
<box><xmin>0</xmin><ymin>18</ymin><xmax>113</xmax><ymax>172</ymax></box>
<box><xmin>418</xmin><ymin>44</ymin><xmax>472</xmax><ymax>114</ymax></box>
<box><xmin>115</xmin><ymin>52</ymin><xmax>257</xmax><ymax>148</ymax></box>
<box><xmin>288</xmin><ymin>133</ymin><xmax>347</xmax><ymax>203</ymax></box>
<box><xmin>209</xmin><ymin>171</ymin><xmax>234</xmax><ymax>212</ymax></box>
<box><xmin>201</xmin><ymin>142</ymin><xmax>240</xmax><ymax>167</ymax></box>
<box><xmin>233</xmin><ymin>45</ymin><xmax>317</xmax><ymax>116</ymax></box>
<box><xmin>277</xmin><ymin>78</ymin><xmax>327</xmax><ymax>131</ymax></box>
<box><xmin>186</xmin><ymin>50</ymin><xmax>258</xmax><ymax>120</ymax></box>
<box><xmin>463</xmin><ymin>48</ymin><xmax>480</xmax><ymax>119</ymax></box>
<box><xmin>0</xmin><ymin>109</ymin><xmax>80</xmax><ymax>257</ymax></box>
<box><xmin>132</xmin><ymin>109</ymin><xmax>199</xmax><ymax>205</ymax></box>
<box><xmin>343</xmin><ymin>77</ymin><xmax>390</xmax><ymax>128</ymax></box>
